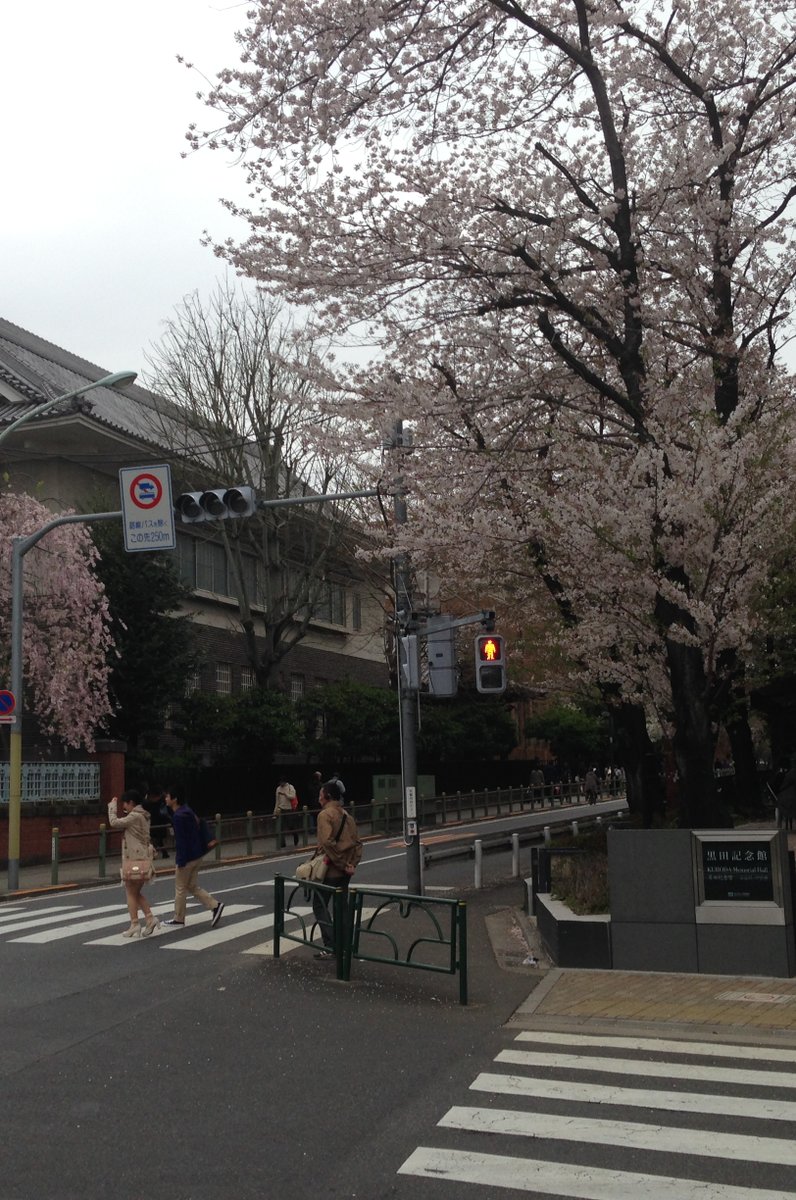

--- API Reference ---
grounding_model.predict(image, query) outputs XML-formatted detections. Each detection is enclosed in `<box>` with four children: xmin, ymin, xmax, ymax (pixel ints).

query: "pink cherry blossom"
<box><xmin>0</xmin><ymin>492</ymin><xmax>113</xmax><ymax>749</ymax></box>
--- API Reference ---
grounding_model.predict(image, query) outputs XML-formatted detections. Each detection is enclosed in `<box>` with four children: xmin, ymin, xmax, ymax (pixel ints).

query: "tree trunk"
<box><xmin>664</xmin><ymin>637</ymin><xmax>729</xmax><ymax>827</ymax></box>
<box><xmin>613</xmin><ymin>701</ymin><xmax>664</xmax><ymax>827</ymax></box>
<box><xmin>724</xmin><ymin>705</ymin><xmax>762</xmax><ymax>815</ymax></box>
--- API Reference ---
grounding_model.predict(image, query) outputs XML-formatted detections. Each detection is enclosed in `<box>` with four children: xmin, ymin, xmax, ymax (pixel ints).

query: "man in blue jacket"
<box><xmin>162</xmin><ymin>787</ymin><xmax>224</xmax><ymax>928</ymax></box>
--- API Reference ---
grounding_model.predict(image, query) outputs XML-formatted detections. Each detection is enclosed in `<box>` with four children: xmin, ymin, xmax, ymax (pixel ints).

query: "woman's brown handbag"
<box><xmin>122</xmin><ymin>857</ymin><xmax>153</xmax><ymax>883</ymax></box>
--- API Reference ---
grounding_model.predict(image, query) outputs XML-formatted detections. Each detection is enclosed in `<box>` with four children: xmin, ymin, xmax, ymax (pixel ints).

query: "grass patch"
<box><xmin>549</xmin><ymin>828</ymin><xmax>610</xmax><ymax>915</ymax></box>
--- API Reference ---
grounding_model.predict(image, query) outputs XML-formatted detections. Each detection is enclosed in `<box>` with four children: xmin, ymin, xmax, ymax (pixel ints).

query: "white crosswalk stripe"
<box><xmin>397</xmin><ymin>1029</ymin><xmax>796</xmax><ymax>1197</ymax></box>
<box><xmin>0</xmin><ymin>896</ymin><xmax>330</xmax><ymax>956</ymax></box>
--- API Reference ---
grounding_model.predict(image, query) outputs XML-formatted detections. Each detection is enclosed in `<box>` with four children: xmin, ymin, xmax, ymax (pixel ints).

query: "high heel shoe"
<box><xmin>142</xmin><ymin>915</ymin><xmax>161</xmax><ymax>938</ymax></box>
<box><xmin>121</xmin><ymin>922</ymin><xmax>141</xmax><ymax>938</ymax></box>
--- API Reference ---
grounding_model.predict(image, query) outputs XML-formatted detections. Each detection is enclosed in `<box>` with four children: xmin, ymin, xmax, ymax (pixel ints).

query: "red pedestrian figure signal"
<box><xmin>474</xmin><ymin>634</ymin><xmax>506</xmax><ymax>693</ymax></box>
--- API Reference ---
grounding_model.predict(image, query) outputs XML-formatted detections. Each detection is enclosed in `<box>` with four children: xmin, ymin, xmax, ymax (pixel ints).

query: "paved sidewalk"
<box><xmin>481</xmin><ymin>884</ymin><xmax>796</xmax><ymax>1044</ymax></box>
<box><xmin>510</xmin><ymin>967</ymin><xmax>796</xmax><ymax>1041</ymax></box>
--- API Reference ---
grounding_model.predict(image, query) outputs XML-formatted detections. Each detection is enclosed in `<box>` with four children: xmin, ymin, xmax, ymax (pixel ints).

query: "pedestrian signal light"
<box><xmin>474</xmin><ymin>633</ymin><xmax>506</xmax><ymax>693</ymax></box>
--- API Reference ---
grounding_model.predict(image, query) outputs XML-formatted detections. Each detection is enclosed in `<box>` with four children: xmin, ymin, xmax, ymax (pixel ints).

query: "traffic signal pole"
<box><xmin>390</xmin><ymin>420</ymin><xmax>423</xmax><ymax>896</ymax></box>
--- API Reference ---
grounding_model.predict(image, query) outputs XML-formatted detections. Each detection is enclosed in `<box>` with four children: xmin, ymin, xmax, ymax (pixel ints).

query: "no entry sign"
<box><xmin>118</xmin><ymin>464</ymin><xmax>176</xmax><ymax>553</ymax></box>
<box><xmin>0</xmin><ymin>689</ymin><xmax>16</xmax><ymax>724</ymax></box>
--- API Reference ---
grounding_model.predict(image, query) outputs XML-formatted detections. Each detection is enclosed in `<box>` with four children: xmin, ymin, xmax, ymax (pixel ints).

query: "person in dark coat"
<box><xmin>161</xmin><ymin>787</ymin><xmax>225</xmax><ymax>928</ymax></box>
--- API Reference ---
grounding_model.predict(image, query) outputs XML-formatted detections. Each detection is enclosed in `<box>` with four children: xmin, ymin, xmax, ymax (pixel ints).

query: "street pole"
<box><xmin>7</xmin><ymin>511</ymin><xmax>121</xmax><ymax>891</ymax></box>
<box><xmin>391</xmin><ymin>419</ymin><xmax>422</xmax><ymax>896</ymax></box>
<box><xmin>0</xmin><ymin>372</ymin><xmax>137</xmax><ymax>450</ymax></box>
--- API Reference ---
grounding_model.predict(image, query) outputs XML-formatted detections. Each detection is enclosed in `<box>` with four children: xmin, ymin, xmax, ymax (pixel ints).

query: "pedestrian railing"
<box><xmin>40</xmin><ymin>787</ymin><xmax>624</xmax><ymax>887</ymax></box>
<box><xmin>273</xmin><ymin>874</ymin><xmax>350</xmax><ymax>980</ymax></box>
<box><xmin>273</xmin><ymin>875</ymin><xmax>469</xmax><ymax>1004</ymax></box>
<box><xmin>349</xmin><ymin>888</ymin><xmax>468</xmax><ymax>1005</ymax></box>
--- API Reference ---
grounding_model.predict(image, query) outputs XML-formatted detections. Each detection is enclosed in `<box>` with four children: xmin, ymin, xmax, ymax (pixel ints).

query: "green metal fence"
<box><xmin>273</xmin><ymin>874</ymin><xmax>468</xmax><ymax>1003</ymax></box>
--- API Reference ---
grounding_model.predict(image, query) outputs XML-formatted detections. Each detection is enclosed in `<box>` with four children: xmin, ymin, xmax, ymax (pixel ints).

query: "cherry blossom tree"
<box><xmin>191</xmin><ymin>0</ymin><xmax>796</xmax><ymax>824</ymax></box>
<box><xmin>0</xmin><ymin>492</ymin><xmax>113</xmax><ymax>749</ymax></box>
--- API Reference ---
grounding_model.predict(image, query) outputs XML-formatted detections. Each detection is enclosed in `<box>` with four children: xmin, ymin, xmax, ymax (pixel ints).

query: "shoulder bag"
<box><xmin>295</xmin><ymin>811</ymin><xmax>347</xmax><ymax>883</ymax></box>
<box><xmin>122</xmin><ymin>849</ymin><xmax>154</xmax><ymax>883</ymax></box>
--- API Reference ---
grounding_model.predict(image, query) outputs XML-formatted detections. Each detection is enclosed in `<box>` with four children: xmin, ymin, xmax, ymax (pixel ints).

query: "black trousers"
<box><xmin>312</xmin><ymin>874</ymin><xmax>350</xmax><ymax>949</ymax></box>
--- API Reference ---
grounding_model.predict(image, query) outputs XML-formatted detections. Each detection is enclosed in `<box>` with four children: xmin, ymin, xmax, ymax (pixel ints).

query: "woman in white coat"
<box><xmin>108</xmin><ymin>789</ymin><xmax>160</xmax><ymax>938</ymax></box>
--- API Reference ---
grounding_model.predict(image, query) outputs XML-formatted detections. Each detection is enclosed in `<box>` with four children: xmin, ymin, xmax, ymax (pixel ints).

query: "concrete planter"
<box><xmin>535</xmin><ymin>892</ymin><xmax>612</xmax><ymax>969</ymax></box>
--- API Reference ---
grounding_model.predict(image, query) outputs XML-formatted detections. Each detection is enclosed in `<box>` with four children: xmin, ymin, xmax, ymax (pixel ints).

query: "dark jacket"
<box><xmin>170</xmin><ymin>804</ymin><xmax>204</xmax><ymax>868</ymax></box>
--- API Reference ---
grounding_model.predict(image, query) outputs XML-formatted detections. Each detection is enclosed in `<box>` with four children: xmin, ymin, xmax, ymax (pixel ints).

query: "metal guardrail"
<box><xmin>41</xmin><ymin>790</ymin><xmax>625</xmax><ymax>885</ymax></box>
<box><xmin>424</xmin><ymin>804</ymin><xmax>625</xmax><ymax>873</ymax></box>
<box><xmin>273</xmin><ymin>874</ymin><xmax>350</xmax><ymax>979</ymax></box>
<box><xmin>350</xmin><ymin>887</ymin><xmax>468</xmax><ymax>1005</ymax></box>
<box><xmin>273</xmin><ymin>874</ymin><xmax>469</xmax><ymax>1003</ymax></box>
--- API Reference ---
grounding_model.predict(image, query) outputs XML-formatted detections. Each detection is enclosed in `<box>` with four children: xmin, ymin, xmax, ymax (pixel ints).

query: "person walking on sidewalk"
<box><xmin>108</xmin><ymin>790</ymin><xmax>160</xmax><ymax>938</ymax></box>
<box><xmin>311</xmin><ymin>780</ymin><xmax>362</xmax><ymax>958</ymax></box>
<box><xmin>583</xmin><ymin>767</ymin><xmax>599</xmax><ymax>805</ymax></box>
<box><xmin>274</xmin><ymin>774</ymin><xmax>300</xmax><ymax>847</ymax></box>
<box><xmin>161</xmin><ymin>787</ymin><xmax>224</xmax><ymax>929</ymax></box>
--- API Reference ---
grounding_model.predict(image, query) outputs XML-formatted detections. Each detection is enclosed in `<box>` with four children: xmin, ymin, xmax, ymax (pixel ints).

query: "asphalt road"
<box><xmin>0</xmin><ymin>831</ymin><xmax>535</xmax><ymax>1200</ymax></box>
<box><xmin>3</xmin><ymin>804</ymin><xmax>795</xmax><ymax>1199</ymax></box>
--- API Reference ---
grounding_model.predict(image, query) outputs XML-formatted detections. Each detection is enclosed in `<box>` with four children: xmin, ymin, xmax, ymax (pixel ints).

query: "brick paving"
<box><xmin>520</xmin><ymin>968</ymin><xmax>796</xmax><ymax>1034</ymax></box>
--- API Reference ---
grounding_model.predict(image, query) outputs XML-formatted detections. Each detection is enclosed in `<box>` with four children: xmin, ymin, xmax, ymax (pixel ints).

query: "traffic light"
<box><xmin>175</xmin><ymin>486</ymin><xmax>257</xmax><ymax>523</ymax></box>
<box><xmin>474</xmin><ymin>633</ymin><xmax>506</xmax><ymax>694</ymax></box>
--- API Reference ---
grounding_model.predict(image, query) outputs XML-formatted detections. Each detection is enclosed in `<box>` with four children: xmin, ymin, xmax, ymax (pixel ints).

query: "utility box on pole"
<box><xmin>427</xmin><ymin>627</ymin><xmax>457</xmax><ymax>697</ymax></box>
<box><xmin>399</xmin><ymin>634</ymin><xmax>421</xmax><ymax>691</ymax></box>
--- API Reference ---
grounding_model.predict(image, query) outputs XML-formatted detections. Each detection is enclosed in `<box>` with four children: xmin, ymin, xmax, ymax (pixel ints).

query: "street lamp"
<box><xmin>3</xmin><ymin>368</ymin><xmax>136</xmax><ymax>891</ymax></box>
<box><xmin>0</xmin><ymin>369</ymin><xmax>137</xmax><ymax>448</ymax></box>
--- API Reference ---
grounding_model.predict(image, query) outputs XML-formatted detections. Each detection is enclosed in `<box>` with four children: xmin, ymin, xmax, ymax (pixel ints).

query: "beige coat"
<box><xmin>274</xmin><ymin>782</ymin><xmax>297</xmax><ymax>814</ymax></box>
<box><xmin>108</xmin><ymin>801</ymin><xmax>153</xmax><ymax>863</ymax></box>
<box><xmin>315</xmin><ymin>801</ymin><xmax>362</xmax><ymax>878</ymax></box>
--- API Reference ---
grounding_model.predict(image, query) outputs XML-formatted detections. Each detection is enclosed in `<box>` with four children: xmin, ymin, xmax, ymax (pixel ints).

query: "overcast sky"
<box><xmin>1</xmin><ymin>1</ymin><xmax>252</xmax><ymax>378</ymax></box>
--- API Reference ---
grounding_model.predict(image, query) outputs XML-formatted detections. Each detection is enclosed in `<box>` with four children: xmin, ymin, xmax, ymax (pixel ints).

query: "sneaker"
<box><xmin>313</xmin><ymin>949</ymin><xmax>332</xmax><ymax>959</ymax></box>
<box><xmin>161</xmin><ymin>918</ymin><xmax>184</xmax><ymax>927</ymax></box>
<box><xmin>210</xmin><ymin>902</ymin><xmax>225</xmax><ymax>928</ymax></box>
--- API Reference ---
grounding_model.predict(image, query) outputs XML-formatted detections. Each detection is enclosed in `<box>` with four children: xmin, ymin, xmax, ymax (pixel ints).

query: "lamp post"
<box><xmin>0</xmin><ymin>370</ymin><xmax>137</xmax><ymax>449</ymax></box>
<box><xmin>3</xmin><ymin>369</ymin><xmax>136</xmax><ymax>891</ymax></box>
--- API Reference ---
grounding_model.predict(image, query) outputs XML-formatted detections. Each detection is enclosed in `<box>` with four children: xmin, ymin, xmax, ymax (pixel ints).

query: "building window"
<box><xmin>184</xmin><ymin>670</ymin><xmax>200</xmax><ymax>695</ymax></box>
<box><xmin>240</xmin><ymin>666</ymin><xmax>254</xmax><ymax>692</ymax></box>
<box><xmin>197</xmin><ymin>540</ymin><xmax>228</xmax><ymax>594</ymax></box>
<box><xmin>290</xmin><ymin>673</ymin><xmax>305</xmax><ymax>705</ymax></box>
<box><xmin>313</xmin><ymin>580</ymin><xmax>346</xmax><ymax>626</ymax></box>
<box><xmin>174</xmin><ymin>537</ymin><xmax>196</xmax><ymax>590</ymax></box>
<box><xmin>240</xmin><ymin>554</ymin><xmax>266</xmax><ymax>609</ymax></box>
<box><xmin>352</xmin><ymin>594</ymin><xmax>362</xmax><ymax>631</ymax></box>
<box><xmin>331</xmin><ymin>582</ymin><xmax>346</xmax><ymax>626</ymax></box>
<box><xmin>173</xmin><ymin>534</ymin><xmax>262</xmax><ymax>604</ymax></box>
<box><xmin>216</xmin><ymin>663</ymin><xmax>232</xmax><ymax>694</ymax></box>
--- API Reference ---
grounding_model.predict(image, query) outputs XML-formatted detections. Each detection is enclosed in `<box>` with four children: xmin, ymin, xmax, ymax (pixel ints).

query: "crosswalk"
<box><xmin>398</xmin><ymin>1029</ymin><xmax>796</xmax><ymax>1198</ymax></box>
<box><xmin>0</xmin><ymin>893</ymin><xmax>324</xmax><ymax>956</ymax></box>
<box><xmin>0</xmin><ymin>880</ymin><xmax>445</xmax><ymax>956</ymax></box>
